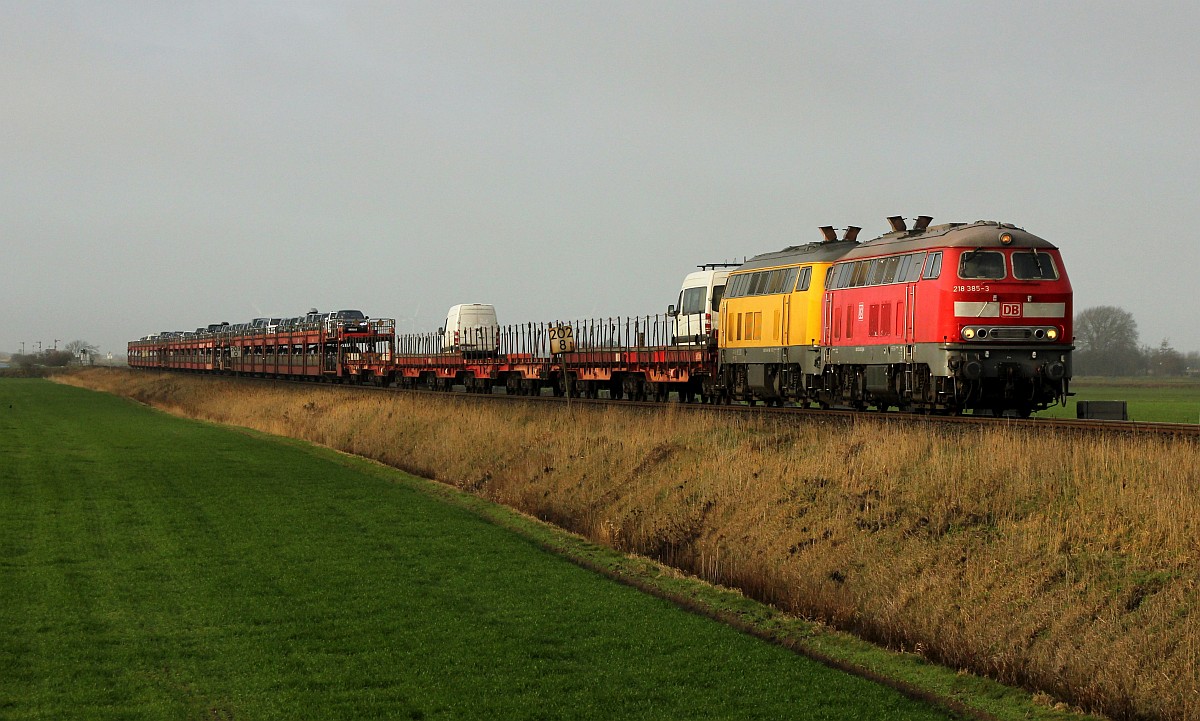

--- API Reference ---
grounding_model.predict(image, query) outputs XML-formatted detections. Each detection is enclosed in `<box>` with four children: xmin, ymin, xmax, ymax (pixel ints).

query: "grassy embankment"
<box><xmin>61</xmin><ymin>369</ymin><xmax>1200</xmax><ymax>720</ymax></box>
<box><xmin>1</xmin><ymin>378</ymin><xmax>965</xmax><ymax>720</ymax></box>
<box><xmin>1034</xmin><ymin>376</ymin><xmax>1200</xmax><ymax>424</ymax></box>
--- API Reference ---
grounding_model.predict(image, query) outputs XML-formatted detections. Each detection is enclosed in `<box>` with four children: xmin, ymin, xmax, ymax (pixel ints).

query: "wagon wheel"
<box><xmin>608</xmin><ymin>379</ymin><xmax>624</xmax><ymax>401</ymax></box>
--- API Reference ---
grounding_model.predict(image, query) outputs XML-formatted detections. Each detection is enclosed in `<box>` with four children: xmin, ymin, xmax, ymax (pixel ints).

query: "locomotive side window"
<box><xmin>921</xmin><ymin>251</ymin><xmax>941</xmax><ymax>280</ymax></box>
<box><xmin>796</xmin><ymin>266</ymin><xmax>812</xmax><ymax>291</ymax></box>
<box><xmin>765</xmin><ymin>269</ymin><xmax>787</xmax><ymax>294</ymax></box>
<box><xmin>749</xmin><ymin>272</ymin><xmax>768</xmax><ymax>295</ymax></box>
<box><xmin>781</xmin><ymin>267</ymin><xmax>798</xmax><ymax>293</ymax></box>
<box><xmin>842</xmin><ymin>263</ymin><xmax>857</xmax><ymax>288</ymax></box>
<box><xmin>867</xmin><ymin>258</ymin><xmax>889</xmax><ymax>285</ymax></box>
<box><xmin>850</xmin><ymin>261</ymin><xmax>870</xmax><ymax>287</ymax></box>
<box><xmin>1012</xmin><ymin>252</ymin><xmax>1059</xmax><ymax>280</ymax></box>
<box><xmin>958</xmin><ymin>250</ymin><xmax>1005</xmax><ymax>279</ymax></box>
<box><xmin>833</xmin><ymin>264</ymin><xmax>851</xmax><ymax>289</ymax></box>
<box><xmin>881</xmin><ymin>256</ymin><xmax>902</xmax><ymax>284</ymax></box>
<box><xmin>904</xmin><ymin>252</ymin><xmax>926</xmax><ymax>282</ymax></box>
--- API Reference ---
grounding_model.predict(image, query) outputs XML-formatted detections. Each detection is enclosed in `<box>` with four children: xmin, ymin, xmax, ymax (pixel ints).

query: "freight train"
<box><xmin>128</xmin><ymin>217</ymin><xmax>1073</xmax><ymax>416</ymax></box>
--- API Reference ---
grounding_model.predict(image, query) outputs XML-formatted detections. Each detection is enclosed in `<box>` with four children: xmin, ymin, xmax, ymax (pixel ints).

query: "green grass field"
<box><xmin>0</xmin><ymin>379</ymin><xmax>958</xmax><ymax>720</ymax></box>
<box><xmin>1033</xmin><ymin>376</ymin><xmax>1200</xmax><ymax>423</ymax></box>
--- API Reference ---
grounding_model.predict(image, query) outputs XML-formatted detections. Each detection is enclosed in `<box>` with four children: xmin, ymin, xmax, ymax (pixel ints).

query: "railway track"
<box><xmin>199</xmin><ymin>370</ymin><xmax>1200</xmax><ymax>439</ymax></box>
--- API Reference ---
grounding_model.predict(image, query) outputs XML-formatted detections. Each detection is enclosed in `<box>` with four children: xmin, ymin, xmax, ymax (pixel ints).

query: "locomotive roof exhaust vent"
<box><xmin>887</xmin><ymin>215</ymin><xmax>934</xmax><ymax>234</ymax></box>
<box><xmin>819</xmin><ymin>226</ymin><xmax>863</xmax><ymax>243</ymax></box>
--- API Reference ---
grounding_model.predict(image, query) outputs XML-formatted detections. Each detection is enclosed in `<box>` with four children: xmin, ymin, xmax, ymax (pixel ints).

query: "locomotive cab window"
<box><xmin>796</xmin><ymin>266</ymin><xmax>812</xmax><ymax>291</ymax></box>
<box><xmin>727</xmin><ymin>273</ymin><xmax>750</xmax><ymax>298</ymax></box>
<box><xmin>958</xmin><ymin>250</ymin><xmax>1005</xmax><ymax>279</ymax></box>
<box><xmin>1012</xmin><ymin>252</ymin><xmax>1059</xmax><ymax>280</ymax></box>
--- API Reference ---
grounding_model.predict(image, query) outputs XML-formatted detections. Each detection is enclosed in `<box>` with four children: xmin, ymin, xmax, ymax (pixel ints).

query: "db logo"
<box><xmin>1001</xmin><ymin>303</ymin><xmax>1021</xmax><ymax>317</ymax></box>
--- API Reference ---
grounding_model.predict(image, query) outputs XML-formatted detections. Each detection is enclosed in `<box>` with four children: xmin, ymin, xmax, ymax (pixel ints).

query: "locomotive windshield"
<box><xmin>1012</xmin><ymin>251</ymin><xmax>1059</xmax><ymax>280</ymax></box>
<box><xmin>958</xmin><ymin>250</ymin><xmax>1006</xmax><ymax>279</ymax></box>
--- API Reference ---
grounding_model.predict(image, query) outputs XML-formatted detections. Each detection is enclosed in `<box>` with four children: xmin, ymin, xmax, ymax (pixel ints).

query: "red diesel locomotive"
<box><xmin>819</xmin><ymin>217</ymin><xmax>1072</xmax><ymax>415</ymax></box>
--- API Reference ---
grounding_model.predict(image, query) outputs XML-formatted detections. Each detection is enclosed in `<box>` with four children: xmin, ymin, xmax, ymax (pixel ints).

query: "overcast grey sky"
<box><xmin>3</xmin><ymin>1</ymin><xmax>1198</xmax><ymax>356</ymax></box>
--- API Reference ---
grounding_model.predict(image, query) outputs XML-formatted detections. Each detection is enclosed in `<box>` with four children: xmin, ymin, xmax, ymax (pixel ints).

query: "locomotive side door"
<box><xmin>822</xmin><ymin>291</ymin><xmax>834</xmax><ymax>345</ymax></box>
<box><xmin>904</xmin><ymin>284</ymin><xmax>917</xmax><ymax>343</ymax></box>
<box><xmin>781</xmin><ymin>293</ymin><xmax>790</xmax><ymax>346</ymax></box>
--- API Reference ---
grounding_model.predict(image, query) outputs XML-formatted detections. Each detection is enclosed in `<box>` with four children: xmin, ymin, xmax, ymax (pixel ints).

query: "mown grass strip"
<box><xmin>1</xmin><ymin>379</ymin><xmax>961</xmax><ymax>720</ymax></box>
<box><xmin>1034</xmin><ymin>376</ymin><xmax>1200</xmax><ymax>423</ymax></box>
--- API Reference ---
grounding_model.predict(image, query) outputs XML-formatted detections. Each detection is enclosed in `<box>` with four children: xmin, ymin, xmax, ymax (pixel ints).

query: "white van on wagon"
<box><xmin>441</xmin><ymin>303</ymin><xmax>499</xmax><ymax>356</ymax></box>
<box><xmin>668</xmin><ymin>264</ymin><xmax>739</xmax><ymax>346</ymax></box>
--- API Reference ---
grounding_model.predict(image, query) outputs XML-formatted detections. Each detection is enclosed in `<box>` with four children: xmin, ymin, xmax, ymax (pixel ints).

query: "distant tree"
<box><xmin>1185</xmin><ymin>351</ymin><xmax>1200</xmax><ymax>376</ymax></box>
<box><xmin>41</xmin><ymin>350</ymin><xmax>74</xmax><ymax>367</ymax></box>
<box><xmin>64</xmin><ymin>340</ymin><xmax>98</xmax><ymax>356</ymax></box>
<box><xmin>1149</xmin><ymin>339</ymin><xmax>1186</xmax><ymax>376</ymax></box>
<box><xmin>11</xmin><ymin>353</ymin><xmax>36</xmax><ymax>373</ymax></box>
<box><xmin>1074</xmin><ymin>306</ymin><xmax>1141</xmax><ymax>376</ymax></box>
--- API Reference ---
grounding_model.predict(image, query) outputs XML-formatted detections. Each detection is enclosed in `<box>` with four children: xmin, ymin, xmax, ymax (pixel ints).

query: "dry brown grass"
<box><xmin>62</xmin><ymin>369</ymin><xmax>1200</xmax><ymax>720</ymax></box>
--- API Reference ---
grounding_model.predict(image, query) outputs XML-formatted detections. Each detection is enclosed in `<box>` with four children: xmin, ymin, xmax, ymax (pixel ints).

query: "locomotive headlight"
<box><xmin>962</xmin><ymin>327</ymin><xmax>976</xmax><ymax>340</ymax></box>
<box><xmin>1046</xmin><ymin>328</ymin><xmax>1059</xmax><ymax>340</ymax></box>
<box><xmin>999</xmin><ymin>231</ymin><xmax>1014</xmax><ymax>245</ymax></box>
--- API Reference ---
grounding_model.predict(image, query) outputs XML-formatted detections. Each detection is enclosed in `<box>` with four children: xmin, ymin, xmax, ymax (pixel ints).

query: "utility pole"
<box><xmin>35</xmin><ymin>341</ymin><xmax>42</xmax><ymax>354</ymax></box>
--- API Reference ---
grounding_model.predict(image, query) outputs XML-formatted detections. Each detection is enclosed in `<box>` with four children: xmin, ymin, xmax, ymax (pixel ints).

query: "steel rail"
<box><xmin>163</xmin><ymin>370</ymin><xmax>1200</xmax><ymax>439</ymax></box>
